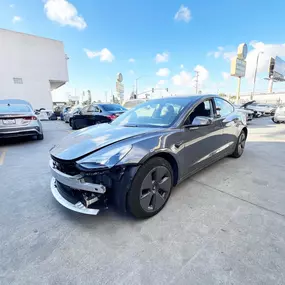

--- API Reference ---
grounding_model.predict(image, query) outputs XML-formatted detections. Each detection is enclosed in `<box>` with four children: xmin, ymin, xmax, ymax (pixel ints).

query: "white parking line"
<box><xmin>0</xmin><ymin>148</ymin><xmax>7</xmax><ymax>166</ymax></box>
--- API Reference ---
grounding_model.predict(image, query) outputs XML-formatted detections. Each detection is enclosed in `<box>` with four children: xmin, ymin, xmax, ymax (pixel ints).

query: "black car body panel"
<box><xmin>50</xmin><ymin>95</ymin><xmax>247</xmax><ymax>215</ymax></box>
<box><xmin>71</xmin><ymin>104</ymin><xmax>126</xmax><ymax>129</ymax></box>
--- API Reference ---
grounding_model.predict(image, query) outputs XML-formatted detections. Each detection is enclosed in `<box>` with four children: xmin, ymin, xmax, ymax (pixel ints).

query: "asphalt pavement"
<box><xmin>1</xmin><ymin>118</ymin><xmax>285</xmax><ymax>285</ymax></box>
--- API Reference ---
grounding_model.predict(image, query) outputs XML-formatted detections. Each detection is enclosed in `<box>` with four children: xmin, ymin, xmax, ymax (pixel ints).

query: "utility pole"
<box><xmin>194</xmin><ymin>71</ymin><xmax>199</xmax><ymax>94</ymax></box>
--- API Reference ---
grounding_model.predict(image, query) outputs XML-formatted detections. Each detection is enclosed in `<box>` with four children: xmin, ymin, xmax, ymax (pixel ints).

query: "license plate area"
<box><xmin>3</xmin><ymin>119</ymin><xmax>16</xmax><ymax>125</ymax></box>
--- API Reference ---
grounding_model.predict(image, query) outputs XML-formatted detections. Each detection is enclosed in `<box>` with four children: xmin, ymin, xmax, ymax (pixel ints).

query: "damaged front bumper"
<box><xmin>49</xmin><ymin>160</ymin><xmax>108</xmax><ymax>215</ymax></box>
<box><xmin>50</xmin><ymin>177</ymin><xmax>100</xmax><ymax>215</ymax></box>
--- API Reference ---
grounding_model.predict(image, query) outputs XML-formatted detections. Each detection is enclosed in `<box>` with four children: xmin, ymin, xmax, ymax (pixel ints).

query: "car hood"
<box><xmin>50</xmin><ymin>123</ymin><xmax>163</xmax><ymax>161</ymax></box>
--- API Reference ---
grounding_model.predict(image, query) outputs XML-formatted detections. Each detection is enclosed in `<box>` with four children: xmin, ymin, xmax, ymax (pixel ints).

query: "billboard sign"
<box><xmin>273</xmin><ymin>56</ymin><xmax>285</xmax><ymax>80</ymax></box>
<box><xmin>231</xmin><ymin>56</ymin><xmax>246</xmax><ymax>77</ymax></box>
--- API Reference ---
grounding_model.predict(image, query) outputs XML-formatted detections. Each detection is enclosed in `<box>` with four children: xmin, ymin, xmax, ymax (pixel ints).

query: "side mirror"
<box><xmin>191</xmin><ymin>116</ymin><xmax>213</xmax><ymax>126</ymax></box>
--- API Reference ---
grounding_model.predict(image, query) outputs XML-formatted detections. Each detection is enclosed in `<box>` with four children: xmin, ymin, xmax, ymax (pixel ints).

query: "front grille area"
<box><xmin>52</xmin><ymin>157</ymin><xmax>80</xmax><ymax>176</ymax></box>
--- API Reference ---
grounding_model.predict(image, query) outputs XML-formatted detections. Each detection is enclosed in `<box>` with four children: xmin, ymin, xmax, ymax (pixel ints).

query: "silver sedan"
<box><xmin>0</xmin><ymin>99</ymin><xmax>43</xmax><ymax>140</ymax></box>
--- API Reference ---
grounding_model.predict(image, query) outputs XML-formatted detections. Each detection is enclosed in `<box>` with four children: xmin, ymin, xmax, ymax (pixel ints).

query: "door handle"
<box><xmin>175</xmin><ymin>141</ymin><xmax>184</xmax><ymax>148</ymax></box>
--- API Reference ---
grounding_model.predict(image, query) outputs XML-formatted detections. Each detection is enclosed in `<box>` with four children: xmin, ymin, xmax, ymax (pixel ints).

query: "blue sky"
<box><xmin>1</xmin><ymin>0</ymin><xmax>285</xmax><ymax>101</ymax></box>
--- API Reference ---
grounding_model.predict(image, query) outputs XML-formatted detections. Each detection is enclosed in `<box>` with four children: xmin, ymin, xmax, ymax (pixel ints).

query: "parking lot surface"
<box><xmin>1</xmin><ymin>118</ymin><xmax>285</xmax><ymax>285</ymax></box>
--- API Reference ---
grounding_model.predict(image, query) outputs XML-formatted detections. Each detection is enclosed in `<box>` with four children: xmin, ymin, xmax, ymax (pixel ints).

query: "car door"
<box><xmin>213</xmin><ymin>97</ymin><xmax>237</xmax><ymax>152</ymax></box>
<box><xmin>178</xmin><ymin>98</ymin><xmax>224</xmax><ymax>177</ymax></box>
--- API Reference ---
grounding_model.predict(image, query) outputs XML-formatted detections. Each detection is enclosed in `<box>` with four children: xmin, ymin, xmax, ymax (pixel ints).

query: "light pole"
<box><xmin>252</xmin><ymin>51</ymin><xmax>264</xmax><ymax>100</ymax></box>
<box><xmin>135</xmin><ymin>76</ymin><xmax>143</xmax><ymax>98</ymax></box>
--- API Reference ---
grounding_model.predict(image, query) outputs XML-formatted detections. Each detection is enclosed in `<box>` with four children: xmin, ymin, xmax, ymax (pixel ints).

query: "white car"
<box><xmin>234</xmin><ymin>104</ymin><xmax>254</xmax><ymax>121</ymax></box>
<box><xmin>272</xmin><ymin>106</ymin><xmax>285</xmax><ymax>123</ymax></box>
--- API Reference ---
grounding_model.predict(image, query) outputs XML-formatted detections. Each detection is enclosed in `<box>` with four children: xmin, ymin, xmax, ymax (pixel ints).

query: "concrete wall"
<box><xmin>0</xmin><ymin>29</ymin><xmax>68</xmax><ymax>109</ymax></box>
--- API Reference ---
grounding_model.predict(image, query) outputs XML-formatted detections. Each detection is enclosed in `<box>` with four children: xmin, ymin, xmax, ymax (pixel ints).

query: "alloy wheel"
<box><xmin>139</xmin><ymin>166</ymin><xmax>171</xmax><ymax>212</ymax></box>
<box><xmin>238</xmin><ymin>132</ymin><xmax>246</xmax><ymax>155</ymax></box>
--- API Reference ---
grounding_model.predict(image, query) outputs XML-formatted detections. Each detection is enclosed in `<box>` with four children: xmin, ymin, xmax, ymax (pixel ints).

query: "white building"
<box><xmin>0</xmin><ymin>29</ymin><xmax>68</xmax><ymax>109</ymax></box>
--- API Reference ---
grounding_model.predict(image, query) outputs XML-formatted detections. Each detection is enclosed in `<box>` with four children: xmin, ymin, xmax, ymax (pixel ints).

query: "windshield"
<box><xmin>0</xmin><ymin>104</ymin><xmax>31</xmax><ymax>113</ymax></box>
<box><xmin>101</xmin><ymin>104</ymin><xmax>126</xmax><ymax>112</ymax></box>
<box><xmin>111</xmin><ymin>97</ymin><xmax>196</xmax><ymax>127</ymax></box>
<box><xmin>70</xmin><ymin>106</ymin><xmax>81</xmax><ymax>113</ymax></box>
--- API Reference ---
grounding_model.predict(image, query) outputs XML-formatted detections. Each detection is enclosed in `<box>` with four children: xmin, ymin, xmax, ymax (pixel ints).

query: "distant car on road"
<box><xmin>0</xmin><ymin>99</ymin><xmax>43</xmax><ymax>140</ymax></box>
<box><xmin>60</xmin><ymin>106</ymin><xmax>71</xmax><ymax>121</ymax></box>
<box><xmin>234</xmin><ymin>104</ymin><xmax>254</xmax><ymax>121</ymax></box>
<box><xmin>244</xmin><ymin>101</ymin><xmax>276</xmax><ymax>116</ymax></box>
<box><xmin>272</xmin><ymin>105</ymin><xmax>285</xmax><ymax>123</ymax></box>
<box><xmin>70</xmin><ymin>103</ymin><xmax>127</xmax><ymax>130</ymax></box>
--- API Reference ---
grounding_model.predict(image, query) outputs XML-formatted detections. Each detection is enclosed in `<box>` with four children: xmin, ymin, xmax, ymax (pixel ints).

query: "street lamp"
<box><xmin>135</xmin><ymin>76</ymin><xmax>144</xmax><ymax>98</ymax></box>
<box><xmin>252</xmin><ymin>51</ymin><xmax>264</xmax><ymax>100</ymax></box>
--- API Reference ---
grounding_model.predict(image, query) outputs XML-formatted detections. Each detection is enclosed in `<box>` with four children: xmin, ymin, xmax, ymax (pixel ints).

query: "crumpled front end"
<box><xmin>49</xmin><ymin>158</ymin><xmax>129</xmax><ymax>215</ymax></box>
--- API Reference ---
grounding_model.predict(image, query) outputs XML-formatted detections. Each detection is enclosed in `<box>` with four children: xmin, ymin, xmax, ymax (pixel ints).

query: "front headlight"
<box><xmin>76</xmin><ymin>145</ymin><xmax>132</xmax><ymax>170</ymax></box>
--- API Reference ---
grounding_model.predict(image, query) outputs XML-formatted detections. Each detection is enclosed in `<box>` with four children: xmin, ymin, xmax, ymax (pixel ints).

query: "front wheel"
<box><xmin>272</xmin><ymin>117</ymin><xmax>280</xmax><ymax>124</ymax></box>
<box><xmin>71</xmin><ymin>119</ymin><xmax>77</xmax><ymax>130</ymax></box>
<box><xmin>231</xmin><ymin>130</ymin><xmax>246</xmax><ymax>158</ymax></box>
<box><xmin>37</xmin><ymin>133</ymin><xmax>44</xmax><ymax>140</ymax></box>
<box><xmin>127</xmin><ymin>157</ymin><xmax>173</xmax><ymax>219</ymax></box>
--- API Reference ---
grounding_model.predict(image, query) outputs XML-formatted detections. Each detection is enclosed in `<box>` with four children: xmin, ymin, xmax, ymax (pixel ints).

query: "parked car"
<box><xmin>244</xmin><ymin>101</ymin><xmax>276</xmax><ymax>116</ymax></box>
<box><xmin>272</xmin><ymin>105</ymin><xmax>285</xmax><ymax>123</ymax></box>
<box><xmin>70</xmin><ymin>103</ymin><xmax>127</xmax><ymax>130</ymax></box>
<box><xmin>64</xmin><ymin>106</ymin><xmax>82</xmax><ymax>124</ymax></box>
<box><xmin>0</xmin><ymin>99</ymin><xmax>43</xmax><ymax>140</ymax></box>
<box><xmin>123</xmin><ymin>98</ymin><xmax>148</xmax><ymax>109</ymax></box>
<box><xmin>49</xmin><ymin>95</ymin><xmax>247</xmax><ymax>218</ymax></box>
<box><xmin>60</xmin><ymin>106</ymin><xmax>71</xmax><ymax>120</ymax></box>
<box><xmin>234</xmin><ymin>104</ymin><xmax>254</xmax><ymax>121</ymax></box>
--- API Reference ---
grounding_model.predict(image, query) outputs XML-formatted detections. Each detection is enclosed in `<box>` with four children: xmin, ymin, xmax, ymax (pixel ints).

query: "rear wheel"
<box><xmin>231</xmin><ymin>130</ymin><xmax>246</xmax><ymax>158</ymax></box>
<box><xmin>127</xmin><ymin>157</ymin><xmax>173</xmax><ymax>219</ymax></box>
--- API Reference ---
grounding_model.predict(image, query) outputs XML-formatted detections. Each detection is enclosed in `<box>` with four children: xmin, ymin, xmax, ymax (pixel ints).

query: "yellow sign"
<box><xmin>231</xmin><ymin>56</ymin><xmax>246</xmax><ymax>77</ymax></box>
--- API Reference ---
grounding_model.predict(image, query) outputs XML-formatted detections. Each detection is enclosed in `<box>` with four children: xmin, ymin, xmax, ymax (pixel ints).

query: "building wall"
<box><xmin>0</xmin><ymin>29</ymin><xmax>68</xmax><ymax>109</ymax></box>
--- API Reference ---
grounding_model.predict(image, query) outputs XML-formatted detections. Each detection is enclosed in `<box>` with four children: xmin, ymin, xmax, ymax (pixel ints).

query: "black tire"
<box><xmin>272</xmin><ymin>117</ymin><xmax>280</xmax><ymax>124</ymax></box>
<box><xmin>37</xmin><ymin>133</ymin><xmax>44</xmax><ymax>140</ymax></box>
<box><xmin>231</xmin><ymin>130</ymin><xmax>246</xmax><ymax>158</ymax></box>
<box><xmin>127</xmin><ymin>157</ymin><xmax>173</xmax><ymax>219</ymax></box>
<box><xmin>71</xmin><ymin>119</ymin><xmax>77</xmax><ymax>130</ymax></box>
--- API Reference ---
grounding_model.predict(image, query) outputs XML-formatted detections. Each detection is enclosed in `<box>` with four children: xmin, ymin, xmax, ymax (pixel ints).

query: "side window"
<box><xmin>94</xmin><ymin>106</ymin><xmax>101</xmax><ymax>113</ymax></box>
<box><xmin>185</xmin><ymin>99</ymin><xmax>213</xmax><ymax>125</ymax></box>
<box><xmin>81</xmin><ymin>106</ymin><xmax>88</xmax><ymax>113</ymax></box>
<box><xmin>214</xmin><ymin>98</ymin><xmax>234</xmax><ymax>117</ymax></box>
<box><xmin>87</xmin><ymin>106</ymin><xmax>95</xmax><ymax>112</ymax></box>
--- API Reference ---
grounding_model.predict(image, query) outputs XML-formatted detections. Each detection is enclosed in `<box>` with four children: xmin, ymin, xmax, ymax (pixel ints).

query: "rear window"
<box><xmin>0</xmin><ymin>104</ymin><xmax>31</xmax><ymax>113</ymax></box>
<box><xmin>101</xmin><ymin>104</ymin><xmax>126</xmax><ymax>112</ymax></box>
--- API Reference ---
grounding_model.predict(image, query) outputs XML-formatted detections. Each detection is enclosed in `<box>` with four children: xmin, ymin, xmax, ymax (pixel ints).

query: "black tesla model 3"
<box><xmin>50</xmin><ymin>95</ymin><xmax>247</xmax><ymax>218</ymax></box>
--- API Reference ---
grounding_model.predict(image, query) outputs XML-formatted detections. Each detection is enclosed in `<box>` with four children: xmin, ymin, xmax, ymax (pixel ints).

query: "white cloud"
<box><xmin>84</xmin><ymin>48</ymin><xmax>115</xmax><ymax>62</ymax></box>
<box><xmin>156</xmin><ymin>68</ymin><xmax>170</xmax><ymax>77</ymax></box>
<box><xmin>245</xmin><ymin>41</ymin><xmax>285</xmax><ymax>79</ymax></box>
<box><xmin>155</xmin><ymin>52</ymin><xmax>169</xmax><ymax>63</ymax></box>
<box><xmin>172</xmin><ymin>71</ymin><xmax>193</xmax><ymax>87</ymax></box>
<box><xmin>207</xmin><ymin>46</ymin><xmax>235</xmax><ymax>61</ymax></box>
<box><xmin>10</xmin><ymin>4</ymin><xmax>15</xmax><ymax>8</ymax></box>
<box><xmin>222</xmin><ymin>72</ymin><xmax>230</xmax><ymax>80</ymax></box>
<box><xmin>128</xmin><ymin>58</ymin><xmax>135</xmax><ymax>63</ymax></box>
<box><xmin>174</xmin><ymin>5</ymin><xmax>191</xmax><ymax>23</ymax></box>
<box><xmin>194</xmin><ymin>65</ymin><xmax>209</xmax><ymax>83</ymax></box>
<box><xmin>180</xmin><ymin>64</ymin><xmax>184</xmax><ymax>69</ymax></box>
<box><xmin>172</xmin><ymin>65</ymin><xmax>209</xmax><ymax>88</ymax></box>
<box><xmin>44</xmin><ymin>0</ymin><xmax>87</xmax><ymax>30</ymax></box>
<box><xmin>12</xmin><ymin>16</ymin><xmax>21</xmax><ymax>23</ymax></box>
<box><xmin>223</xmin><ymin>51</ymin><xmax>236</xmax><ymax>61</ymax></box>
<box><xmin>157</xmin><ymin>80</ymin><xmax>167</xmax><ymax>85</ymax></box>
